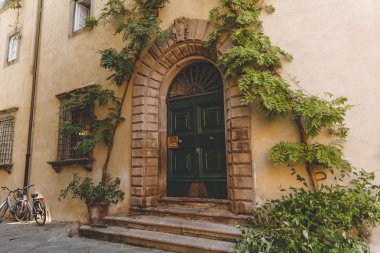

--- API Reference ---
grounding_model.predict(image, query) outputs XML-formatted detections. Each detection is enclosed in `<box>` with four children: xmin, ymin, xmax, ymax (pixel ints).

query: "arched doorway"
<box><xmin>130</xmin><ymin>18</ymin><xmax>255</xmax><ymax>214</ymax></box>
<box><xmin>166</xmin><ymin>62</ymin><xmax>227</xmax><ymax>199</ymax></box>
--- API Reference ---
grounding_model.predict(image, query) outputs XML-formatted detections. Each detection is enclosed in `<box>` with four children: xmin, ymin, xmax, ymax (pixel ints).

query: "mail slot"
<box><xmin>168</xmin><ymin>136</ymin><xmax>179</xmax><ymax>149</ymax></box>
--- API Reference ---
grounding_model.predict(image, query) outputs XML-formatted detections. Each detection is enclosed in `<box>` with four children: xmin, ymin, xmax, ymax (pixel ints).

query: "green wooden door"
<box><xmin>167</xmin><ymin>92</ymin><xmax>227</xmax><ymax>199</ymax></box>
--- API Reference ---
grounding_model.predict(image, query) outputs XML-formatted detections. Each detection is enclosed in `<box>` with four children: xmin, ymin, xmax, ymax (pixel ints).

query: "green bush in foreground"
<box><xmin>235</xmin><ymin>170</ymin><xmax>380</xmax><ymax>253</ymax></box>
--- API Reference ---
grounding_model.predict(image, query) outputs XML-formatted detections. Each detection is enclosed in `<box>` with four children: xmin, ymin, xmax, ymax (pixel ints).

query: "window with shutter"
<box><xmin>73</xmin><ymin>1</ymin><xmax>90</xmax><ymax>32</ymax></box>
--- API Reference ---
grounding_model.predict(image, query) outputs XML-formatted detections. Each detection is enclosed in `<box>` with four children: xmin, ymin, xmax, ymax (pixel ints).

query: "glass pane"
<box><xmin>74</xmin><ymin>3</ymin><xmax>89</xmax><ymax>31</ymax></box>
<box><xmin>7</xmin><ymin>34</ymin><xmax>19</xmax><ymax>62</ymax></box>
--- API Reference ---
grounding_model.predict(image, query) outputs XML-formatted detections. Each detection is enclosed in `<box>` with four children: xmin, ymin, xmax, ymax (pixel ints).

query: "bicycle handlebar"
<box><xmin>1</xmin><ymin>186</ymin><xmax>18</xmax><ymax>196</ymax></box>
<box><xmin>1</xmin><ymin>185</ymin><xmax>36</xmax><ymax>197</ymax></box>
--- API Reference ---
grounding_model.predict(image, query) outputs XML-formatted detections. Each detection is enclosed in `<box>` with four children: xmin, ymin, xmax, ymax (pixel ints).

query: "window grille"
<box><xmin>0</xmin><ymin>115</ymin><xmax>15</xmax><ymax>166</ymax></box>
<box><xmin>57</xmin><ymin>106</ymin><xmax>91</xmax><ymax>161</ymax></box>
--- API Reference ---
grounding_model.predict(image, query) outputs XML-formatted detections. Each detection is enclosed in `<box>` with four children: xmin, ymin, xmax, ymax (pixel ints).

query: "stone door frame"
<box><xmin>131</xmin><ymin>18</ymin><xmax>255</xmax><ymax>214</ymax></box>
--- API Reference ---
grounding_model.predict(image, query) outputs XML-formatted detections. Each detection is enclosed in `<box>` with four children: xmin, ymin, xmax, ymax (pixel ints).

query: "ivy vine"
<box><xmin>60</xmin><ymin>0</ymin><xmax>169</xmax><ymax>177</ymax></box>
<box><xmin>205</xmin><ymin>0</ymin><xmax>352</xmax><ymax>189</ymax></box>
<box><xmin>8</xmin><ymin>0</ymin><xmax>22</xmax><ymax>32</ymax></box>
<box><xmin>59</xmin><ymin>85</ymin><xmax>122</xmax><ymax>155</ymax></box>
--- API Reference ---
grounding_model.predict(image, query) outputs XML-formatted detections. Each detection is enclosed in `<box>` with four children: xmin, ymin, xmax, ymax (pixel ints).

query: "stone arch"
<box><xmin>131</xmin><ymin>18</ymin><xmax>254</xmax><ymax>214</ymax></box>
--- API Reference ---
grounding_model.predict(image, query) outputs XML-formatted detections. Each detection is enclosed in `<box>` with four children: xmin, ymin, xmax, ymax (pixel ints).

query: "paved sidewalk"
<box><xmin>0</xmin><ymin>220</ymin><xmax>169</xmax><ymax>253</ymax></box>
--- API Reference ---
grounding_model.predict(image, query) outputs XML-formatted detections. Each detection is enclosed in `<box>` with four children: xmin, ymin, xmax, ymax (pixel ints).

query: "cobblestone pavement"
<box><xmin>0</xmin><ymin>220</ymin><xmax>169</xmax><ymax>253</ymax></box>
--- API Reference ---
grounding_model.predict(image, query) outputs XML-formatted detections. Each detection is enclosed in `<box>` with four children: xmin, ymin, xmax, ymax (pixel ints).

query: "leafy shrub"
<box><xmin>235</xmin><ymin>170</ymin><xmax>380</xmax><ymax>253</ymax></box>
<box><xmin>59</xmin><ymin>172</ymin><xmax>125</xmax><ymax>205</ymax></box>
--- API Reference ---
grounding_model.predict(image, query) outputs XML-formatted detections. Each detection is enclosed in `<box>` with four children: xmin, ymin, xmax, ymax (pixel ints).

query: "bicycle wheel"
<box><xmin>15</xmin><ymin>201</ymin><xmax>30</xmax><ymax>223</ymax></box>
<box><xmin>0</xmin><ymin>202</ymin><xmax>8</xmax><ymax>219</ymax></box>
<box><xmin>34</xmin><ymin>201</ymin><xmax>46</xmax><ymax>226</ymax></box>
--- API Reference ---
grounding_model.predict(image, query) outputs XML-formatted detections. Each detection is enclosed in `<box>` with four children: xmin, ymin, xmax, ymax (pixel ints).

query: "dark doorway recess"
<box><xmin>166</xmin><ymin>62</ymin><xmax>227</xmax><ymax>199</ymax></box>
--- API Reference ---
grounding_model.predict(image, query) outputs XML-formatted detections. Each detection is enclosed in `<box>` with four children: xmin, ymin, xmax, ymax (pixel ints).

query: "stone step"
<box><xmin>104</xmin><ymin>215</ymin><xmax>241</xmax><ymax>242</ymax></box>
<box><xmin>158</xmin><ymin>197</ymin><xmax>231</xmax><ymax>211</ymax></box>
<box><xmin>130</xmin><ymin>206</ymin><xmax>248</xmax><ymax>225</ymax></box>
<box><xmin>79</xmin><ymin>225</ymin><xmax>234</xmax><ymax>253</ymax></box>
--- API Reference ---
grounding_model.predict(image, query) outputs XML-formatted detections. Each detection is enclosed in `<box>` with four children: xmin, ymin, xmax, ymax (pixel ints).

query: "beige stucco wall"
<box><xmin>0</xmin><ymin>0</ymin><xmax>379</xmax><ymax>243</ymax></box>
<box><xmin>253</xmin><ymin>0</ymin><xmax>380</xmax><ymax>200</ymax></box>
<box><xmin>255</xmin><ymin>0</ymin><xmax>380</xmax><ymax>246</ymax></box>
<box><xmin>28</xmin><ymin>0</ymin><xmax>224</xmax><ymax>223</ymax></box>
<box><xmin>0</xmin><ymin>0</ymin><xmax>34</xmax><ymax>201</ymax></box>
<box><xmin>29</xmin><ymin>0</ymin><xmax>130</xmax><ymax>222</ymax></box>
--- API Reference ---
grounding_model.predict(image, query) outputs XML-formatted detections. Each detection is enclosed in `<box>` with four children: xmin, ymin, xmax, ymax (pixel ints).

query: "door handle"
<box><xmin>209</xmin><ymin>136</ymin><xmax>215</xmax><ymax>141</ymax></box>
<box><xmin>179</xmin><ymin>139</ymin><xmax>183</xmax><ymax>143</ymax></box>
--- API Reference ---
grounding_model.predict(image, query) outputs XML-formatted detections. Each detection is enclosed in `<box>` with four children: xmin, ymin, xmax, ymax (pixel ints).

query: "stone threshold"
<box><xmin>130</xmin><ymin>206</ymin><xmax>249</xmax><ymax>225</ymax></box>
<box><xmin>159</xmin><ymin>197</ymin><xmax>231</xmax><ymax>210</ymax></box>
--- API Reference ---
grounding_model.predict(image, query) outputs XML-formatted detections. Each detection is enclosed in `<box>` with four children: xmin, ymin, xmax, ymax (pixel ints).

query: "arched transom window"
<box><xmin>168</xmin><ymin>62</ymin><xmax>223</xmax><ymax>98</ymax></box>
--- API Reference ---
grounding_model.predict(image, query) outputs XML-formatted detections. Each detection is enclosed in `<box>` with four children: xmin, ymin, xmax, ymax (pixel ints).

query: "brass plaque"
<box><xmin>168</xmin><ymin>136</ymin><xmax>179</xmax><ymax>149</ymax></box>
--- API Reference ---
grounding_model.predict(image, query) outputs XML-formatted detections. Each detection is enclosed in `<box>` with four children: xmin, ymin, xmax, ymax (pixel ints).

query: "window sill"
<box><xmin>47</xmin><ymin>158</ymin><xmax>94</xmax><ymax>173</ymax></box>
<box><xmin>68</xmin><ymin>27</ymin><xmax>90</xmax><ymax>38</ymax></box>
<box><xmin>4</xmin><ymin>58</ymin><xmax>18</xmax><ymax>68</ymax></box>
<box><xmin>0</xmin><ymin>164</ymin><xmax>12</xmax><ymax>174</ymax></box>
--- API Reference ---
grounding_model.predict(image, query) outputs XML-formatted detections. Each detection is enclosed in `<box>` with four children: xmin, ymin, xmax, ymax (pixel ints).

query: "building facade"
<box><xmin>0</xmin><ymin>0</ymin><xmax>379</xmax><ymax>240</ymax></box>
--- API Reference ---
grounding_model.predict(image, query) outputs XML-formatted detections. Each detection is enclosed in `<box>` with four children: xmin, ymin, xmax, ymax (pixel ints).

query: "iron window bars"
<box><xmin>0</xmin><ymin>115</ymin><xmax>15</xmax><ymax>170</ymax></box>
<box><xmin>57</xmin><ymin>105</ymin><xmax>92</xmax><ymax>161</ymax></box>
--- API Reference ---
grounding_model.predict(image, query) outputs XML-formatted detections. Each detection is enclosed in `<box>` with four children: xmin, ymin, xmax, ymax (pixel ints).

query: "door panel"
<box><xmin>173</xmin><ymin>111</ymin><xmax>191</xmax><ymax>132</ymax></box>
<box><xmin>169</xmin><ymin>148</ymin><xmax>196</xmax><ymax>180</ymax></box>
<box><xmin>199</xmin><ymin>146</ymin><xmax>226</xmax><ymax>179</ymax></box>
<box><xmin>168</xmin><ymin>102</ymin><xmax>196</xmax><ymax>180</ymax></box>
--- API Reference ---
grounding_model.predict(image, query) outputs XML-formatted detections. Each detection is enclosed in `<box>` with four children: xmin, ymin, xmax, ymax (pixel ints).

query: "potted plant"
<box><xmin>59</xmin><ymin>172</ymin><xmax>125</xmax><ymax>225</ymax></box>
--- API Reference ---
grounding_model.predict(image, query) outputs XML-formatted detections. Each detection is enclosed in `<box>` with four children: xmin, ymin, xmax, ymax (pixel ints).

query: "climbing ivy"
<box><xmin>99</xmin><ymin>0</ymin><xmax>169</xmax><ymax>85</ymax></box>
<box><xmin>206</xmin><ymin>0</ymin><xmax>379</xmax><ymax>251</ymax></box>
<box><xmin>206</xmin><ymin>0</ymin><xmax>352</xmax><ymax>188</ymax></box>
<box><xmin>59</xmin><ymin>85</ymin><xmax>122</xmax><ymax>154</ymax></box>
<box><xmin>60</xmin><ymin>0</ymin><xmax>168</xmax><ymax>175</ymax></box>
<box><xmin>7</xmin><ymin>0</ymin><xmax>22</xmax><ymax>32</ymax></box>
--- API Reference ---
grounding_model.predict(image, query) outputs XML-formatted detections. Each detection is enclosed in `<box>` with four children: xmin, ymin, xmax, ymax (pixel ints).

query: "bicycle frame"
<box><xmin>16</xmin><ymin>184</ymin><xmax>46</xmax><ymax>225</ymax></box>
<box><xmin>0</xmin><ymin>187</ymin><xmax>18</xmax><ymax>218</ymax></box>
<box><xmin>19</xmin><ymin>195</ymin><xmax>33</xmax><ymax>216</ymax></box>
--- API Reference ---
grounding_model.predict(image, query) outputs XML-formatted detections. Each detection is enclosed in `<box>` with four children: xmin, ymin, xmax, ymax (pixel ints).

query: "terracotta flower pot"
<box><xmin>87</xmin><ymin>203</ymin><xmax>107</xmax><ymax>225</ymax></box>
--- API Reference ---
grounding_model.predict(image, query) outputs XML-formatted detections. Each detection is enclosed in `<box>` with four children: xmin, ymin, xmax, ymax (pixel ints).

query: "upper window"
<box><xmin>73</xmin><ymin>0</ymin><xmax>91</xmax><ymax>32</ymax></box>
<box><xmin>0</xmin><ymin>113</ymin><xmax>15</xmax><ymax>170</ymax></box>
<box><xmin>57</xmin><ymin>102</ymin><xmax>92</xmax><ymax>161</ymax></box>
<box><xmin>7</xmin><ymin>32</ymin><xmax>20</xmax><ymax>64</ymax></box>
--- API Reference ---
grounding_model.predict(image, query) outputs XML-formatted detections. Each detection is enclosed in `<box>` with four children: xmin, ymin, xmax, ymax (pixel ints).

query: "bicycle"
<box><xmin>0</xmin><ymin>186</ymin><xmax>21</xmax><ymax>221</ymax></box>
<box><xmin>14</xmin><ymin>184</ymin><xmax>46</xmax><ymax>226</ymax></box>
